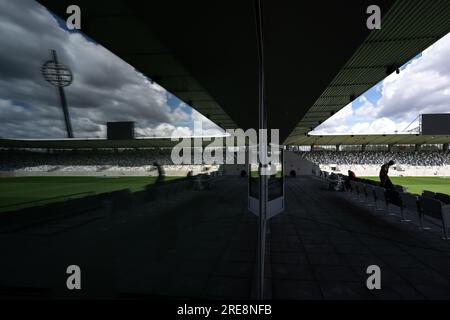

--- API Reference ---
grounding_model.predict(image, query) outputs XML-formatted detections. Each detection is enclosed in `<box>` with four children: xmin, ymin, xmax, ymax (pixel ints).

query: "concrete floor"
<box><xmin>270</xmin><ymin>176</ymin><xmax>450</xmax><ymax>299</ymax></box>
<box><xmin>1</xmin><ymin>175</ymin><xmax>450</xmax><ymax>299</ymax></box>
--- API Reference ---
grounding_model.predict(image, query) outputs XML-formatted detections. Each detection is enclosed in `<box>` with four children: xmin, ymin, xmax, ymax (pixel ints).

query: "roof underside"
<box><xmin>288</xmin><ymin>134</ymin><xmax>450</xmax><ymax>146</ymax></box>
<box><xmin>287</xmin><ymin>0</ymin><xmax>450</xmax><ymax>144</ymax></box>
<box><xmin>37</xmin><ymin>0</ymin><xmax>450</xmax><ymax>143</ymax></box>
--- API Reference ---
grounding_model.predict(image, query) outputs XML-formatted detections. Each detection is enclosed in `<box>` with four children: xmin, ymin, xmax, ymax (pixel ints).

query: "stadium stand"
<box><xmin>0</xmin><ymin>149</ymin><xmax>221</xmax><ymax>176</ymax></box>
<box><xmin>301</xmin><ymin>151</ymin><xmax>450</xmax><ymax>166</ymax></box>
<box><xmin>337</xmin><ymin>171</ymin><xmax>450</xmax><ymax>240</ymax></box>
<box><xmin>0</xmin><ymin>149</ymin><xmax>173</xmax><ymax>170</ymax></box>
<box><xmin>296</xmin><ymin>150</ymin><xmax>450</xmax><ymax>177</ymax></box>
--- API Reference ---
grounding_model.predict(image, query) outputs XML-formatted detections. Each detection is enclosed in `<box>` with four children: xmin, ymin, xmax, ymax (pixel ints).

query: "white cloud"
<box><xmin>354</xmin><ymin>96</ymin><xmax>377</xmax><ymax>118</ymax></box>
<box><xmin>135</xmin><ymin>123</ymin><xmax>192</xmax><ymax>137</ymax></box>
<box><xmin>0</xmin><ymin>0</ymin><xmax>221</xmax><ymax>139</ymax></box>
<box><xmin>191</xmin><ymin>109</ymin><xmax>225</xmax><ymax>136</ymax></box>
<box><xmin>312</xmin><ymin>32</ymin><xmax>450</xmax><ymax>135</ymax></box>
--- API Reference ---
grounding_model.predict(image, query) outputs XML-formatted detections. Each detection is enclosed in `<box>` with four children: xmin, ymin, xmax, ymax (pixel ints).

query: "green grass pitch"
<box><xmin>0</xmin><ymin>176</ymin><xmax>181</xmax><ymax>213</ymax></box>
<box><xmin>362</xmin><ymin>176</ymin><xmax>450</xmax><ymax>196</ymax></box>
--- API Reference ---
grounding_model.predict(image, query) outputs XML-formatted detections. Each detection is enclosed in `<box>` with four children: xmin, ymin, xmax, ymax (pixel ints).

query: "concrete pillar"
<box><xmin>388</xmin><ymin>144</ymin><xmax>393</xmax><ymax>152</ymax></box>
<box><xmin>444</xmin><ymin>143</ymin><xmax>449</xmax><ymax>151</ymax></box>
<box><xmin>415</xmin><ymin>144</ymin><xmax>421</xmax><ymax>152</ymax></box>
<box><xmin>336</xmin><ymin>144</ymin><xmax>341</xmax><ymax>152</ymax></box>
<box><xmin>361</xmin><ymin>144</ymin><xmax>366</xmax><ymax>152</ymax></box>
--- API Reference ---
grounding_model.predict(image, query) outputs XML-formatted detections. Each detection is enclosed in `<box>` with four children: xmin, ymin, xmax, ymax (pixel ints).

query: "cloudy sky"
<box><xmin>0</xmin><ymin>1</ymin><xmax>449</xmax><ymax>140</ymax></box>
<box><xmin>0</xmin><ymin>0</ymin><xmax>223</xmax><ymax>139</ymax></box>
<box><xmin>313</xmin><ymin>32</ymin><xmax>450</xmax><ymax>135</ymax></box>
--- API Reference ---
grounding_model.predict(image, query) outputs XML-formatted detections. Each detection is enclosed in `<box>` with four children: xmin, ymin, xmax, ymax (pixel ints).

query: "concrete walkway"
<box><xmin>269</xmin><ymin>176</ymin><xmax>450</xmax><ymax>299</ymax></box>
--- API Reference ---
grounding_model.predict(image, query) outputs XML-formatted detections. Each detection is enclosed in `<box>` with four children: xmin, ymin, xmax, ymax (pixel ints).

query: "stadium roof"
<box><xmin>38</xmin><ymin>0</ymin><xmax>450</xmax><ymax>143</ymax></box>
<box><xmin>1</xmin><ymin>134</ymin><xmax>449</xmax><ymax>149</ymax></box>
<box><xmin>285</xmin><ymin>134</ymin><xmax>450</xmax><ymax>146</ymax></box>
<box><xmin>0</xmin><ymin>137</ymin><xmax>216</xmax><ymax>149</ymax></box>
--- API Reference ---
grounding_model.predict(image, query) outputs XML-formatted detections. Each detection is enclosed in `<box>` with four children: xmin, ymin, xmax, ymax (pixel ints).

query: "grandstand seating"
<box><xmin>418</xmin><ymin>196</ymin><xmax>450</xmax><ymax>239</ymax></box>
<box><xmin>0</xmin><ymin>149</ymin><xmax>174</xmax><ymax>171</ymax></box>
<box><xmin>301</xmin><ymin>150</ymin><xmax>450</xmax><ymax>166</ymax></box>
<box><xmin>327</xmin><ymin>171</ymin><xmax>450</xmax><ymax>240</ymax></box>
<box><xmin>423</xmin><ymin>190</ymin><xmax>436</xmax><ymax>198</ymax></box>
<box><xmin>0</xmin><ymin>173</ymin><xmax>221</xmax><ymax>234</ymax></box>
<box><xmin>0</xmin><ymin>194</ymin><xmax>107</xmax><ymax>233</ymax></box>
<box><xmin>436</xmin><ymin>193</ymin><xmax>450</xmax><ymax>204</ymax></box>
<box><xmin>0</xmin><ymin>149</ymin><xmax>222</xmax><ymax>175</ymax></box>
<box><xmin>372</xmin><ymin>186</ymin><xmax>387</xmax><ymax>210</ymax></box>
<box><xmin>398</xmin><ymin>192</ymin><xmax>418</xmax><ymax>222</ymax></box>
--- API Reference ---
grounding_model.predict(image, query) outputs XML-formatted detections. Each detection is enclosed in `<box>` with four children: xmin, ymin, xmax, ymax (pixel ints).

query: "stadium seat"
<box><xmin>132</xmin><ymin>190</ymin><xmax>150</xmax><ymax>208</ymax></box>
<box><xmin>399</xmin><ymin>192</ymin><xmax>419</xmax><ymax>222</ymax></box>
<box><xmin>422</xmin><ymin>190</ymin><xmax>436</xmax><ymax>199</ymax></box>
<box><xmin>373</xmin><ymin>186</ymin><xmax>388</xmax><ymax>211</ymax></box>
<box><xmin>348</xmin><ymin>181</ymin><xmax>358</xmax><ymax>199</ymax></box>
<box><xmin>418</xmin><ymin>196</ymin><xmax>450</xmax><ymax>239</ymax></box>
<box><xmin>352</xmin><ymin>181</ymin><xmax>361</xmax><ymax>199</ymax></box>
<box><xmin>362</xmin><ymin>184</ymin><xmax>375</xmax><ymax>204</ymax></box>
<box><xmin>0</xmin><ymin>194</ymin><xmax>107</xmax><ymax>233</ymax></box>
<box><xmin>110</xmin><ymin>189</ymin><xmax>133</xmax><ymax>216</ymax></box>
<box><xmin>436</xmin><ymin>193</ymin><xmax>450</xmax><ymax>205</ymax></box>
<box><xmin>356</xmin><ymin>182</ymin><xmax>367</xmax><ymax>202</ymax></box>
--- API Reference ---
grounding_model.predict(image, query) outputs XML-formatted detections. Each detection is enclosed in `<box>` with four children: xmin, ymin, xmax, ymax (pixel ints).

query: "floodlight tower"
<box><xmin>41</xmin><ymin>49</ymin><xmax>74</xmax><ymax>138</ymax></box>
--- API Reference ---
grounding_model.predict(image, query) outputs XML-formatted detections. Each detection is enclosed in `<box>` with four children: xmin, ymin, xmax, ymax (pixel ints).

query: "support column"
<box><xmin>444</xmin><ymin>143</ymin><xmax>449</xmax><ymax>151</ymax></box>
<box><xmin>255</xmin><ymin>0</ymin><xmax>267</xmax><ymax>300</ymax></box>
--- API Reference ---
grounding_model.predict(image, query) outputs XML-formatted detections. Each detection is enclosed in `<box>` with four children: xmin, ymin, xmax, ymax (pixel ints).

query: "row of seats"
<box><xmin>302</xmin><ymin>151</ymin><xmax>450</xmax><ymax>166</ymax></box>
<box><xmin>346</xmin><ymin>179</ymin><xmax>450</xmax><ymax>240</ymax></box>
<box><xmin>0</xmin><ymin>176</ymin><xmax>210</xmax><ymax>233</ymax></box>
<box><xmin>422</xmin><ymin>190</ymin><xmax>450</xmax><ymax>204</ymax></box>
<box><xmin>317</xmin><ymin>170</ymin><xmax>450</xmax><ymax>240</ymax></box>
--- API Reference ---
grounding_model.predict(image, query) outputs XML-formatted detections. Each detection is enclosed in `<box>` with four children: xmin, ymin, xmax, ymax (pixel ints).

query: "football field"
<box><xmin>363</xmin><ymin>176</ymin><xmax>450</xmax><ymax>196</ymax></box>
<box><xmin>0</xmin><ymin>176</ymin><xmax>181</xmax><ymax>213</ymax></box>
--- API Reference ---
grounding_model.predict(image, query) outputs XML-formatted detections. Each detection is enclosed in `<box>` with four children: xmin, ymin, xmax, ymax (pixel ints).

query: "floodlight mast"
<box><xmin>52</xmin><ymin>50</ymin><xmax>73</xmax><ymax>138</ymax></box>
<box><xmin>42</xmin><ymin>49</ymin><xmax>74</xmax><ymax>138</ymax></box>
<box><xmin>255</xmin><ymin>0</ymin><xmax>267</xmax><ymax>300</ymax></box>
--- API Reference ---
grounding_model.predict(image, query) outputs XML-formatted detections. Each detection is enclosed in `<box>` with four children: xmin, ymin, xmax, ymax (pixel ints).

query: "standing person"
<box><xmin>348</xmin><ymin>170</ymin><xmax>356</xmax><ymax>180</ymax></box>
<box><xmin>345</xmin><ymin>170</ymin><xmax>356</xmax><ymax>190</ymax></box>
<box><xmin>153</xmin><ymin>161</ymin><xmax>166</xmax><ymax>186</ymax></box>
<box><xmin>379</xmin><ymin>160</ymin><xmax>395</xmax><ymax>189</ymax></box>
